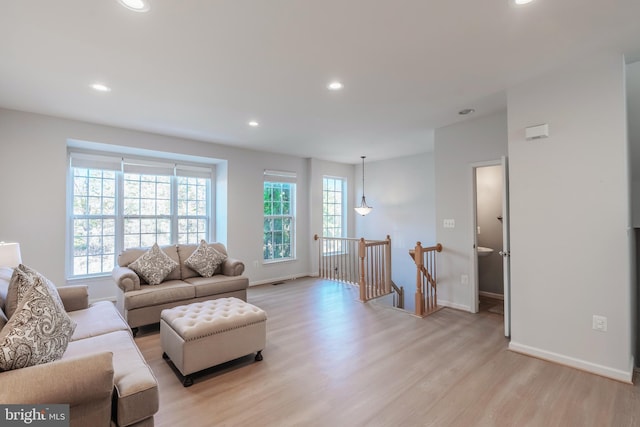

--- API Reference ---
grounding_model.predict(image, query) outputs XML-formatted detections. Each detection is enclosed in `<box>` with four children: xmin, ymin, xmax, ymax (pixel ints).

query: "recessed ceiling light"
<box><xmin>248</xmin><ymin>121</ymin><xmax>259</xmax><ymax>127</ymax></box>
<box><xmin>514</xmin><ymin>0</ymin><xmax>533</xmax><ymax>4</ymax></box>
<box><xmin>458</xmin><ymin>108</ymin><xmax>475</xmax><ymax>115</ymax></box>
<box><xmin>118</xmin><ymin>0</ymin><xmax>151</xmax><ymax>12</ymax></box>
<box><xmin>327</xmin><ymin>81</ymin><xmax>344</xmax><ymax>91</ymax></box>
<box><xmin>91</xmin><ymin>83</ymin><xmax>112</xmax><ymax>92</ymax></box>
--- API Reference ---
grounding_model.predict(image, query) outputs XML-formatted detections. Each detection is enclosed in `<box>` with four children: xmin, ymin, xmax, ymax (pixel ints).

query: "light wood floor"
<box><xmin>134</xmin><ymin>277</ymin><xmax>640</xmax><ymax>427</ymax></box>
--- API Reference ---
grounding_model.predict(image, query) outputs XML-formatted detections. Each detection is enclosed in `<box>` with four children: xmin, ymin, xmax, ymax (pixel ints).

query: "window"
<box><xmin>68</xmin><ymin>153</ymin><xmax>212</xmax><ymax>278</ymax></box>
<box><xmin>72</xmin><ymin>168</ymin><xmax>117</xmax><ymax>276</ymax></box>
<box><xmin>123</xmin><ymin>172</ymin><xmax>172</xmax><ymax>248</ymax></box>
<box><xmin>177</xmin><ymin>176</ymin><xmax>209</xmax><ymax>244</ymax></box>
<box><xmin>263</xmin><ymin>170</ymin><xmax>296</xmax><ymax>262</ymax></box>
<box><xmin>322</xmin><ymin>176</ymin><xmax>346</xmax><ymax>254</ymax></box>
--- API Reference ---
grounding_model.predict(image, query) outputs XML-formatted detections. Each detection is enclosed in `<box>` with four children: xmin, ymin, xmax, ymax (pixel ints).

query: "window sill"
<box><xmin>262</xmin><ymin>258</ymin><xmax>297</xmax><ymax>266</ymax></box>
<box><xmin>66</xmin><ymin>274</ymin><xmax>111</xmax><ymax>285</ymax></box>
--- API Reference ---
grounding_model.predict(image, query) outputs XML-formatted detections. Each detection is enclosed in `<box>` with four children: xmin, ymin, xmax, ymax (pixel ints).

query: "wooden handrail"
<box><xmin>410</xmin><ymin>241</ymin><xmax>443</xmax><ymax>317</ymax></box>
<box><xmin>315</xmin><ymin>234</ymin><xmax>399</xmax><ymax>305</ymax></box>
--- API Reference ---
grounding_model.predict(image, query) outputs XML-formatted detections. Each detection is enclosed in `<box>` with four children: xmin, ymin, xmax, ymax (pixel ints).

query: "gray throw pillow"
<box><xmin>129</xmin><ymin>243</ymin><xmax>179</xmax><ymax>285</ymax></box>
<box><xmin>184</xmin><ymin>240</ymin><xmax>227</xmax><ymax>278</ymax></box>
<box><xmin>0</xmin><ymin>274</ymin><xmax>77</xmax><ymax>370</ymax></box>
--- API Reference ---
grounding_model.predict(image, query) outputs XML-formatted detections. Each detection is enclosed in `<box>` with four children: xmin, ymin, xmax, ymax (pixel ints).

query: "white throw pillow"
<box><xmin>184</xmin><ymin>240</ymin><xmax>227</xmax><ymax>278</ymax></box>
<box><xmin>129</xmin><ymin>243</ymin><xmax>179</xmax><ymax>285</ymax></box>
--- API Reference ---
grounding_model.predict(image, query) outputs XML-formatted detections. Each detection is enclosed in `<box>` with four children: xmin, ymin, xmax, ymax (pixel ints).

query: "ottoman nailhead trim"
<box><xmin>183</xmin><ymin>319</ymin><xmax>267</xmax><ymax>342</ymax></box>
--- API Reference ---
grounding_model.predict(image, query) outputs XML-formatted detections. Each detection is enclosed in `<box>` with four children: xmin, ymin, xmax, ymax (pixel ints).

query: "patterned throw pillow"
<box><xmin>129</xmin><ymin>243</ymin><xmax>179</xmax><ymax>285</ymax></box>
<box><xmin>184</xmin><ymin>240</ymin><xmax>227</xmax><ymax>278</ymax></box>
<box><xmin>0</xmin><ymin>274</ymin><xmax>77</xmax><ymax>370</ymax></box>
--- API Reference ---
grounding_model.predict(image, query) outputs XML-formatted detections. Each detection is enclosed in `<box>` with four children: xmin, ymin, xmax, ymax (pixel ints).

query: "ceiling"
<box><xmin>1</xmin><ymin>1</ymin><xmax>640</xmax><ymax>164</ymax></box>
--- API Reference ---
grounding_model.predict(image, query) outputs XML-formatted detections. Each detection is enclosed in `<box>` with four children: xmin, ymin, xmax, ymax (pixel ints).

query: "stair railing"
<box><xmin>409</xmin><ymin>242</ymin><xmax>443</xmax><ymax>317</ymax></box>
<box><xmin>314</xmin><ymin>234</ymin><xmax>400</xmax><ymax>305</ymax></box>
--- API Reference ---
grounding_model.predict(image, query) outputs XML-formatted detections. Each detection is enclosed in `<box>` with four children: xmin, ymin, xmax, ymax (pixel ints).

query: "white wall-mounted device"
<box><xmin>525</xmin><ymin>123</ymin><xmax>549</xmax><ymax>140</ymax></box>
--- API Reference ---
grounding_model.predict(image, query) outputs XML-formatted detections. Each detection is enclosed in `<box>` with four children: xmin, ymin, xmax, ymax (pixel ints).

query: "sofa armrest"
<box><xmin>0</xmin><ymin>352</ymin><xmax>114</xmax><ymax>406</ymax></box>
<box><xmin>112</xmin><ymin>266</ymin><xmax>141</xmax><ymax>292</ymax></box>
<box><xmin>222</xmin><ymin>257</ymin><xmax>245</xmax><ymax>276</ymax></box>
<box><xmin>58</xmin><ymin>285</ymin><xmax>89</xmax><ymax>312</ymax></box>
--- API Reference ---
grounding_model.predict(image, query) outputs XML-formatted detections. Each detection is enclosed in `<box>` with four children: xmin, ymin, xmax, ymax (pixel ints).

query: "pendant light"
<box><xmin>354</xmin><ymin>156</ymin><xmax>373</xmax><ymax>216</ymax></box>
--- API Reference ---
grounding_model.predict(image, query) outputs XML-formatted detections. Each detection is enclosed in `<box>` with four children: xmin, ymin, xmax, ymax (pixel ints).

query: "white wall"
<box><xmin>0</xmin><ymin>108</ymin><xmax>351</xmax><ymax>300</ymax></box>
<box><xmin>507</xmin><ymin>53</ymin><xmax>634</xmax><ymax>381</ymax></box>
<box><xmin>355</xmin><ymin>153</ymin><xmax>437</xmax><ymax>312</ymax></box>
<box><xmin>434</xmin><ymin>111</ymin><xmax>508</xmax><ymax>311</ymax></box>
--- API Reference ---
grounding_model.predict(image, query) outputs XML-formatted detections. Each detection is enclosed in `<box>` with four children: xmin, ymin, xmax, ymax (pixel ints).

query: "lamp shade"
<box><xmin>0</xmin><ymin>242</ymin><xmax>22</xmax><ymax>268</ymax></box>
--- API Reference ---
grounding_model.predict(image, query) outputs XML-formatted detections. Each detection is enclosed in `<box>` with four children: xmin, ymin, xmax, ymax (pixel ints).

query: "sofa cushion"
<box><xmin>184</xmin><ymin>275</ymin><xmax>249</xmax><ymax>298</ymax></box>
<box><xmin>119</xmin><ymin>245</ymin><xmax>182</xmax><ymax>283</ymax></box>
<box><xmin>129</xmin><ymin>243</ymin><xmax>179</xmax><ymax>285</ymax></box>
<box><xmin>0</xmin><ymin>274</ymin><xmax>76</xmax><ymax>370</ymax></box>
<box><xmin>64</xmin><ymin>330</ymin><xmax>159</xmax><ymax>426</ymax></box>
<box><xmin>184</xmin><ymin>240</ymin><xmax>227</xmax><ymax>278</ymax></box>
<box><xmin>124</xmin><ymin>280</ymin><xmax>195</xmax><ymax>310</ymax></box>
<box><xmin>178</xmin><ymin>242</ymin><xmax>228</xmax><ymax>280</ymax></box>
<box><xmin>69</xmin><ymin>301</ymin><xmax>131</xmax><ymax>341</ymax></box>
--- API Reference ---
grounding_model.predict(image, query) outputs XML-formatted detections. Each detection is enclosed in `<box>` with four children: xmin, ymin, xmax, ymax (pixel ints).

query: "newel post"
<box><xmin>414</xmin><ymin>241</ymin><xmax>425</xmax><ymax>316</ymax></box>
<box><xmin>385</xmin><ymin>235</ymin><xmax>392</xmax><ymax>294</ymax></box>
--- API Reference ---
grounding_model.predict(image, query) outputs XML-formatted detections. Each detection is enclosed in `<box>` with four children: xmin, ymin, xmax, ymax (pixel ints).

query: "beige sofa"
<box><xmin>112</xmin><ymin>242</ymin><xmax>249</xmax><ymax>334</ymax></box>
<box><xmin>0</xmin><ymin>268</ymin><xmax>159</xmax><ymax>427</ymax></box>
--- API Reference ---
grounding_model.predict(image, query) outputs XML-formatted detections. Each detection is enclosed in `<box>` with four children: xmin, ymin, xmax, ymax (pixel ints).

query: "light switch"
<box><xmin>444</xmin><ymin>219</ymin><xmax>455</xmax><ymax>228</ymax></box>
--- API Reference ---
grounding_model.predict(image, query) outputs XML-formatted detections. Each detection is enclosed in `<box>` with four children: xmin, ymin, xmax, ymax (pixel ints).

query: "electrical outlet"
<box><xmin>461</xmin><ymin>274</ymin><xmax>469</xmax><ymax>285</ymax></box>
<box><xmin>253</xmin><ymin>260</ymin><xmax>260</xmax><ymax>268</ymax></box>
<box><xmin>444</xmin><ymin>219</ymin><xmax>456</xmax><ymax>229</ymax></box>
<box><xmin>592</xmin><ymin>315</ymin><xmax>607</xmax><ymax>332</ymax></box>
<box><xmin>477</xmin><ymin>226</ymin><xmax>481</xmax><ymax>234</ymax></box>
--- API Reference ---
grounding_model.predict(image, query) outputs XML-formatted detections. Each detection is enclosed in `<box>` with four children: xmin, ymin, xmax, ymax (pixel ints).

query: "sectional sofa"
<box><xmin>0</xmin><ymin>268</ymin><xmax>158</xmax><ymax>427</ymax></box>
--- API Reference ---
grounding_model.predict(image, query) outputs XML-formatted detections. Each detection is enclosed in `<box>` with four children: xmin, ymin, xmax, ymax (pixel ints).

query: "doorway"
<box><xmin>471</xmin><ymin>158</ymin><xmax>511</xmax><ymax>337</ymax></box>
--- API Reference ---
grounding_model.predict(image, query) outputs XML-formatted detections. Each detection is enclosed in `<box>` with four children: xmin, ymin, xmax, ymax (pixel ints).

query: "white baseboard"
<box><xmin>479</xmin><ymin>291</ymin><xmax>504</xmax><ymax>300</ymax></box>
<box><xmin>508</xmin><ymin>341</ymin><xmax>634</xmax><ymax>383</ymax></box>
<box><xmin>438</xmin><ymin>299</ymin><xmax>472</xmax><ymax>312</ymax></box>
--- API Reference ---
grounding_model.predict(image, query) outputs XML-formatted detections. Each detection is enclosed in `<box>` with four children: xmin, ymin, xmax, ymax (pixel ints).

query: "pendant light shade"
<box><xmin>354</xmin><ymin>156</ymin><xmax>373</xmax><ymax>216</ymax></box>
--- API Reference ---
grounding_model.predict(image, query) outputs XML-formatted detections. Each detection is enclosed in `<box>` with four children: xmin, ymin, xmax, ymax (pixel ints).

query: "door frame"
<box><xmin>469</xmin><ymin>159</ymin><xmax>506</xmax><ymax>316</ymax></box>
<box><xmin>469</xmin><ymin>157</ymin><xmax>511</xmax><ymax>336</ymax></box>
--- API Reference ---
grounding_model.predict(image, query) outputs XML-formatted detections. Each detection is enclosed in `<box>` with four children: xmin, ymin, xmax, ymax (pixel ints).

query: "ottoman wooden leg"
<box><xmin>255</xmin><ymin>350</ymin><xmax>263</xmax><ymax>361</ymax></box>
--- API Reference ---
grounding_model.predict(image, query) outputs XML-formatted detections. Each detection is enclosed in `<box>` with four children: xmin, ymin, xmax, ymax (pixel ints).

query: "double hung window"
<box><xmin>322</xmin><ymin>176</ymin><xmax>347</xmax><ymax>254</ymax></box>
<box><xmin>263</xmin><ymin>170</ymin><xmax>296</xmax><ymax>262</ymax></box>
<box><xmin>69</xmin><ymin>153</ymin><xmax>212</xmax><ymax>278</ymax></box>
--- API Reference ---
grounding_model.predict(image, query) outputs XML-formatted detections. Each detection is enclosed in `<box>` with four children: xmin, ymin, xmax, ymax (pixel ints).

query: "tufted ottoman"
<box><xmin>160</xmin><ymin>297</ymin><xmax>267</xmax><ymax>387</ymax></box>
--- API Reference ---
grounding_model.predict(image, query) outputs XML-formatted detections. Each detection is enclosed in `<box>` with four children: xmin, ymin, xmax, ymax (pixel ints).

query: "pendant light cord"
<box><xmin>361</xmin><ymin>156</ymin><xmax>366</xmax><ymax>197</ymax></box>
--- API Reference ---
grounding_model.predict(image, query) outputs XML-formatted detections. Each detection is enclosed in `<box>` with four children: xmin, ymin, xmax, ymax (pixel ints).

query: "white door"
<box><xmin>500</xmin><ymin>156</ymin><xmax>511</xmax><ymax>338</ymax></box>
